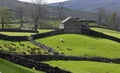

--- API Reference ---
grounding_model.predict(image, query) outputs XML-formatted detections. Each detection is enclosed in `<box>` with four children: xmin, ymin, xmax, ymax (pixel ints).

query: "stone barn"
<box><xmin>59</xmin><ymin>17</ymin><xmax>91</xmax><ymax>34</ymax></box>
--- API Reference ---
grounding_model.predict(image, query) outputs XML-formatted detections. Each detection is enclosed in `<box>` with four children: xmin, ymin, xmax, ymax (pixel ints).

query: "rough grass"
<box><xmin>45</xmin><ymin>60</ymin><xmax>120</xmax><ymax>73</ymax></box>
<box><xmin>36</xmin><ymin>34</ymin><xmax>120</xmax><ymax>58</ymax></box>
<box><xmin>0</xmin><ymin>40</ymin><xmax>48</xmax><ymax>55</ymax></box>
<box><xmin>0</xmin><ymin>58</ymin><xmax>44</xmax><ymax>73</ymax></box>
<box><xmin>91</xmin><ymin>27</ymin><xmax>120</xmax><ymax>38</ymax></box>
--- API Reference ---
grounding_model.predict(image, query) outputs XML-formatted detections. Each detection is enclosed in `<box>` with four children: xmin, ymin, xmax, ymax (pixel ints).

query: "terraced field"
<box><xmin>91</xmin><ymin>27</ymin><xmax>120</xmax><ymax>38</ymax></box>
<box><xmin>45</xmin><ymin>61</ymin><xmax>120</xmax><ymax>73</ymax></box>
<box><xmin>0</xmin><ymin>58</ymin><xmax>44</xmax><ymax>73</ymax></box>
<box><xmin>1</xmin><ymin>28</ymin><xmax>120</xmax><ymax>73</ymax></box>
<box><xmin>36</xmin><ymin>34</ymin><xmax>120</xmax><ymax>58</ymax></box>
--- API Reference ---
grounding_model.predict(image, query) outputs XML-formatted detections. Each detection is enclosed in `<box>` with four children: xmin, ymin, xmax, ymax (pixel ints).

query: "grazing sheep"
<box><xmin>89</xmin><ymin>46</ymin><xmax>94</xmax><ymax>49</ymax></box>
<box><xmin>60</xmin><ymin>39</ymin><xmax>64</xmax><ymax>43</ymax></box>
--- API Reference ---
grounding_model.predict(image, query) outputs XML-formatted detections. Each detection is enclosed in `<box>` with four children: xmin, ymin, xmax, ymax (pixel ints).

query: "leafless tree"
<box><xmin>109</xmin><ymin>12</ymin><xmax>119</xmax><ymax>30</ymax></box>
<box><xmin>28</xmin><ymin>0</ymin><xmax>47</xmax><ymax>31</ymax></box>
<box><xmin>15</xmin><ymin>5</ymin><xmax>25</xmax><ymax>29</ymax></box>
<box><xmin>0</xmin><ymin>6</ymin><xmax>11</xmax><ymax>29</ymax></box>
<box><xmin>57</xmin><ymin>1</ymin><xmax>65</xmax><ymax>19</ymax></box>
<box><xmin>97</xmin><ymin>7</ymin><xmax>106</xmax><ymax>25</ymax></box>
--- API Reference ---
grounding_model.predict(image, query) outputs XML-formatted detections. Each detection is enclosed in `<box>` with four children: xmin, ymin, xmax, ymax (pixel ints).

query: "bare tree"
<box><xmin>57</xmin><ymin>1</ymin><xmax>65</xmax><ymax>19</ymax></box>
<box><xmin>28</xmin><ymin>0</ymin><xmax>47</xmax><ymax>31</ymax></box>
<box><xmin>0</xmin><ymin>6</ymin><xmax>11</xmax><ymax>29</ymax></box>
<box><xmin>15</xmin><ymin>5</ymin><xmax>25</xmax><ymax>29</ymax></box>
<box><xmin>97</xmin><ymin>7</ymin><xmax>106</xmax><ymax>25</ymax></box>
<box><xmin>109</xmin><ymin>12</ymin><xmax>119</xmax><ymax>30</ymax></box>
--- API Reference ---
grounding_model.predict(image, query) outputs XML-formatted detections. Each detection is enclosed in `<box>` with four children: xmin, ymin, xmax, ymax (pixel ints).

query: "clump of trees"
<box><xmin>0</xmin><ymin>6</ymin><xmax>11</xmax><ymax>29</ymax></box>
<box><xmin>15</xmin><ymin>5</ymin><xmax>25</xmax><ymax>29</ymax></box>
<box><xmin>0</xmin><ymin>0</ymin><xmax>47</xmax><ymax>31</ymax></box>
<box><xmin>28</xmin><ymin>0</ymin><xmax>47</xmax><ymax>31</ymax></box>
<box><xmin>57</xmin><ymin>1</ymin><xmax>65</xmax><ymax>19</ymax></box>
<box><xmin>97</xmin><ymin>7</ymin><xmax>120</xmax><ymax>31</ymax></box>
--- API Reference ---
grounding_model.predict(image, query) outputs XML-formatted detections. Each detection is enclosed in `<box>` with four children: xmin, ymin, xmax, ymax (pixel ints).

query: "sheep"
<box><xmin>60</xmin><ymin>39</ymin><xmax>64</xmax><ymax>43</ymax></box>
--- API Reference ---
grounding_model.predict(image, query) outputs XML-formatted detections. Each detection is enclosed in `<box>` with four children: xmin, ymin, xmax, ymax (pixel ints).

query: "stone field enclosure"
<box><xmin>1</xmin><ymin>0</ymin><xmax>120</xmax><ymax>73</ymax></box>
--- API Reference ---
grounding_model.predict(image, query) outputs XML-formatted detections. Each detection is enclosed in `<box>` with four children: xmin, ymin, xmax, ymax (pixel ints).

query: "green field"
<box><xmin>0</xmin><ymin>32</ymin><xmax>36</xmax><ymax>36</ymax></box>
<box><xmin>46</xmin><ymin>60</ymin><xmax>120</xmax><ymax>73</ymax></box>
<box><xmin>38</xmin><ymin>29</ymin><xmax>53</xmax><ymax>33</ymax></box>
<box><xmin>36</xmin><ymin>34</ymin><xmax>120</xmax><ymax>58</ymax></box>
<box><xmin>91</xmin><ymin>28</ymin><xmax>120</xmax><ymax>38</ymax></box>
<box><xmin>0</xmin><ymin>29</ymin><xmax>53</xmax><ymax>36</ymax></box>
<box><xmin>0</xmin><ymin>58</ymin><xmax>44</xmax><ymax>73</ymax></box>
<box><xmin>0</xmin><ymin>40</ymin><xmax>48</xmax><ymax>55</ymax></box>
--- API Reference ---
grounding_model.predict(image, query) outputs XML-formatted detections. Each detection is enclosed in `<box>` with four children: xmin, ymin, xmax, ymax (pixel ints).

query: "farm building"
<box><xmin>59</xmin><ymin>17</ymin><xmax>92</xmax><ymax>34</ymax></box>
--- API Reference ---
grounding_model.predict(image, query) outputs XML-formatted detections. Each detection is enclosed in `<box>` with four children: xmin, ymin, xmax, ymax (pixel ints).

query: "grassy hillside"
<box><xmin>36</xmin><ymin>34</ymin><xmax>120</xmax><ymax>58</ymax></box>
<box><xmin>0</xmin><ymin>58</ymin><xmax>44</xmax><ymax>73</ymax></box>
<box><xmin>91</xmin><ymin>28</ymin><xmax>120</xmax><ymax>38</ymax></box>
<box><xmin>46</xmin><ymin>60</ymin><xmax>120</xmax><ymax>73</ymax></box>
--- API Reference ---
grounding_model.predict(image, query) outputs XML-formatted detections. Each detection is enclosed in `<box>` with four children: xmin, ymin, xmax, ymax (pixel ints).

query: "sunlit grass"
<box><xmin>46</xmin><ymin>60</ymin><xmax>120</xmax><ymax>73</ymax></box>
<box><xmin>91</xmin><ymin>27</ymin><xmax>120</xmax><ymax>38</ymax></box>
<box><xmin>36</xmin><ymin>34</ymin><xmax>120</xmax><ymax>58</ymax></box>
<box><xmin>0</xmin><ymin>58</ymin><xmax>44</xmax><ymax>73</ymax></box>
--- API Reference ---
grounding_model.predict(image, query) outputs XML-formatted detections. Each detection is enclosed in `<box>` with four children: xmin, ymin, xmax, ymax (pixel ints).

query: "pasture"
<box><xmin>36</xmin><ymin>34</ymin><xmax>120</xmax><ymax>58</ymax></box>
<box><xmin>46</xmin><ymin>60</ymin><xmax>120</xmax><ymax>73</ymax></box>
<box><xmin>0</xmin><ymin>58</ymin><xmax>44</xmax><ymax>73</ymax></box>
<box><xmin>0</xmin><ymin>29</ymin><xmax>53</xmax><ymax>36</ymax></box>
<box><xmin>91</xmin><ymin>27</ymin><xmax>120</xmax><ymax>38</ymax></box>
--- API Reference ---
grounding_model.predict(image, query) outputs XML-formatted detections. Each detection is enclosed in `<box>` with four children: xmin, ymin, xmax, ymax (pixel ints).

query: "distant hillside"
<box><xmin>50</xmin><ymin>0</ymin><xmax>120</xmax><ymax>14</ymax></box>
<box><xmin>0</xmin><ymin>0</ymin><xmax>26</xmax><ymax>9</ymax></box>
<box><xmin>47</xmin><ymin>6</ymin><xmax>97</xmax><ymax>20</ymax></box>
<box><xmin>0</xmin><ymin>0</ymin><xmax>97</xmax><ymax>20</ymax></box>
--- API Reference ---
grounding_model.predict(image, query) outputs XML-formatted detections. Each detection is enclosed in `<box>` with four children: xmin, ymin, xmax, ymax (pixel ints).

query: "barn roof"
<box><xmin>61</xmin><ymin>17</ymin><xmax>72</xmax><ymax>24</ymax></box>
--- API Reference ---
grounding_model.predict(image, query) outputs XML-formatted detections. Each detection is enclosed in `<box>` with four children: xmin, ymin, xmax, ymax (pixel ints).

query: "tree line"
<box><xmin>0</xmin><ymin>0</ymin><xmax>66</xmax><ymax>31</ymax></box>
<box><xmin>1</xmin><ymin>0</ymin><xmax>119</xmax><ymax>31</ymax></box>
<box><xmin>0</xmin><ymin>0</ymin><xmax>48</xmax><ymax>31</ymax></box>
<box><xmin>97</xmin><ymin>7</ymin><xmax>120</xmax><ymax>31</ymax></box>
